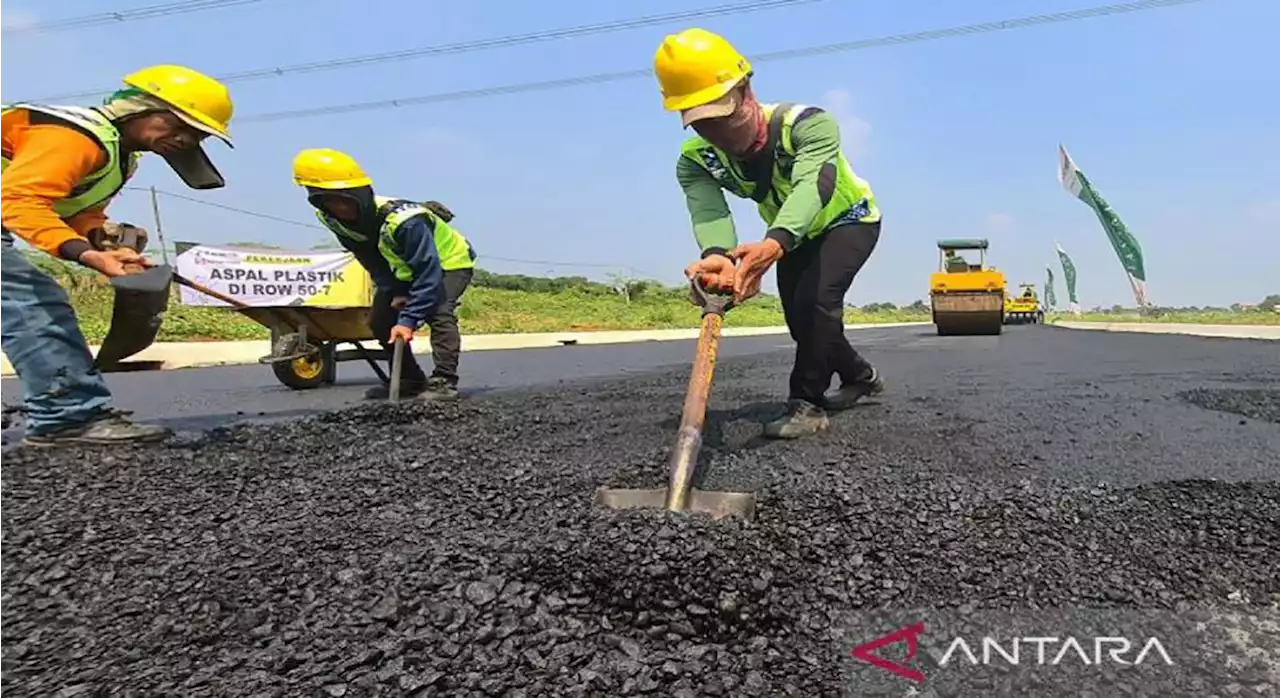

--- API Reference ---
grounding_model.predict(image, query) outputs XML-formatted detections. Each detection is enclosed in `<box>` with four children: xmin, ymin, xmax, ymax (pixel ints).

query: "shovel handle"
<box><xmin>388</xmin><ymin>336</ymin><xmax>406</xmax><ymax>402</ymax></box>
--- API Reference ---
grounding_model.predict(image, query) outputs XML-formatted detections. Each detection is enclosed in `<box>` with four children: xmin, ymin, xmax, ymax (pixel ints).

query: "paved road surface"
<box><xmin>1</xmin><ymin>326</ymin><xmax>911</xmax><ymax>439</ymax></box>
<box><xmin>3</xmin><ymin>323</ymin><xmax>1277</xmax><ymax>695</ymax></box>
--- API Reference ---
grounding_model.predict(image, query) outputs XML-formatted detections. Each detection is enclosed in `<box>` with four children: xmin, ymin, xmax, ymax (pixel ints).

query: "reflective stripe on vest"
<box><xmin>317</xmin><ymin>195</ymin><xmax>475</xmax><ymax>282</ymax></box>
<box><xmin>679</xmin><ymin>103</ymin><xmax>880</xmax><ymax>241</ymax></box>
<box><xmin>1</xmin><ymin>103</ymin><xmax>137</xmax><ymax>218</ymax></box>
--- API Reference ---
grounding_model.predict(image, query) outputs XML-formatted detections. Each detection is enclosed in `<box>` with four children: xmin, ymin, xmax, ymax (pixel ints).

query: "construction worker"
<box><xmin>291</xmin><ymin>149</ymin><xmax>476</xmax><ymax>401</ymax></box>
<box><xmin>944</xmin><ymin>249</ymin><xmax>970</xmax><ymax>272</ymax></box>
<box><xmin>2</xmin><ymin>65</ymin><xmax>234</xmax><ymax>447</ymax></box>
<box><xmin>656</xmin><ymin>28</ymin><xmax>886</xmax><ymax>440</ymax></box>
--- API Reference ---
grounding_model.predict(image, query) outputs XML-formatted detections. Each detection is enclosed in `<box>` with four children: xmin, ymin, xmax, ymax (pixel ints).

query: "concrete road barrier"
<box><xmin>1053</xmin><ymin>322</ymin><xmax>1280</xmax><ymax>340</ymax></box>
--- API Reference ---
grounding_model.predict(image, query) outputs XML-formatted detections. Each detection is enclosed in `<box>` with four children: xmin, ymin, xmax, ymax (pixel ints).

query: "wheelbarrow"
<box><xmin>111</xmin><ymin>265</ymin><xmax>394</xmax><ymax>390</ymax></box>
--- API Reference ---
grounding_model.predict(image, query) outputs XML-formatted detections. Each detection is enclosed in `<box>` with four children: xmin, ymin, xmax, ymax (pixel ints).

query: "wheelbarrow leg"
<box><xmin>350</xmin><ymin>341</ymin><xmax>390</xmax><ymax>383</ymax></box>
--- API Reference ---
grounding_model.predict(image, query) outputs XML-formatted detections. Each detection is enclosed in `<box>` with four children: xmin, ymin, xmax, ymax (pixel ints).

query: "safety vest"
<box><xmin>679</xmin><ymin>102</ymin><xmax>880</xmax><ymax>242</ymax></box>
<box><xmin>317</xmin><ymin>195</ymin><xmax>475</xmax><ymax>282</ymax></box>
<box><xmin>1</xmin><ymin>103</ymin><xmax>139</xmax><ymax>218</ymax></box>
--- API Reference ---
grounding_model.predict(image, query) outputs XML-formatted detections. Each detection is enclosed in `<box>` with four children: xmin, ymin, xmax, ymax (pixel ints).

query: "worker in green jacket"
<box><xmin>655</xmin><ymin>28</ymin><xmax>886</xmax><ymax>439</ymax></box>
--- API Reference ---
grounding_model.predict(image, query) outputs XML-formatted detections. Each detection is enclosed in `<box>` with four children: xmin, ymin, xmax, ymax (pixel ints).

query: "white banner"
<box><xmin>1057</xmin><ymin>144</ymin><xmax>1084</xmax><ymax>198</ymax></box>
<box><xmin>174</xmin><ymin>244</ymin><xmax>371</xmax><ymax>308</ymax></box>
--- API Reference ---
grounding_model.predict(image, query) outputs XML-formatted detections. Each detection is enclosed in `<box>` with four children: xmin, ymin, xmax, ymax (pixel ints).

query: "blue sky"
<box><xmin>3</xmin><ymin>0</ymin><xmax>1275</xmax><ymax>307</ymax></box>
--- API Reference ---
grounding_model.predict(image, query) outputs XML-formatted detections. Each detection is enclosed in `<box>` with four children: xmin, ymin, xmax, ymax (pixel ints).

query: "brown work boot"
<box><xmin>763</xmin><ymin>400</ymin><xmax>829</xmax><ymax>440</ymax></box>
<box><xmin>22</xmin><ymin>410</ymin><xmax>171</xmax><ymax>448</ymax></box>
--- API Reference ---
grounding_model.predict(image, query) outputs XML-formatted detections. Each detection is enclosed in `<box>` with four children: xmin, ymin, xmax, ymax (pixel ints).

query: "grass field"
<box><xmin>27</xmin><ymin>254</ymin><xmax>1278</xmax><ymax>343</ymax></box>
<box><xmin>47</xmin><ymin>261</ymin><xmax>926</xmax><ymax>344</ymax></box>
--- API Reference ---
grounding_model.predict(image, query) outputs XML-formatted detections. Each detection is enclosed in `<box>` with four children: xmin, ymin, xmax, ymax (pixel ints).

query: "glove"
<box><xmin>424</xmin><ymin>201</ymin><xmax>454</xmax><ymax>222</ymax></box>
<box><xmin>87</xmin><ymin>222</ymin><xmax>150</xmax><ymax>274</ymax></box>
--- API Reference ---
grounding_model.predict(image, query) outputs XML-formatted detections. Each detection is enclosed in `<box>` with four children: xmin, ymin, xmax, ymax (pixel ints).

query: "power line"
<box><xmin>30</xmin><ymin>0</ymin><xmax>825</xmax><ymax>102</ymax></box>
<box><xmin>2</xmin><ymin>0</ymin><xmax>270</xmax><ymax>36</ymax></box>
<box><xmin>125</xmin><ymin>187</ymin><xmax>658</xmax><ymax>276</ymax></box>
<box><xmin>125</xmin><ymin>186</ymin><xmax>323</xmax><ymax>229</ymax></box>
<box><xmin>237</xmin><ymin>0</ymin><xmax>1209</xmax><ymax>124</ymax></box>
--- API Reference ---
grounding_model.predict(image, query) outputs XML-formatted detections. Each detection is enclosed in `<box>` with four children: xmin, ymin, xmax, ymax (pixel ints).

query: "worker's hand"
<box><xmin>388</xmin><ymin>325</ymin><xmax>415</xmax><ymax>345</ymax></box>
<box><xmin>684</xmin><ymin>254</ymin><xmax>736</xmax><ymax>293</ymax></box>
<box><xmin>389</xmin><ymin>296</ymin><xmax>410</xmax><ymax>309</ymax></box>
<box><xmin>78</xmin><ymin>248</ymin><xmax>153</xmax><ymax>278</ymax></box>
<box><xmin>728</xmin><ymin>238</ymin><xmax>784</xmax><ymax>303</ymax></box>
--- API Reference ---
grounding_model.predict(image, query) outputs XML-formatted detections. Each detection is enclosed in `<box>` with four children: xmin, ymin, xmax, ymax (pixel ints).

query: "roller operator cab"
<box><xmin>1003</xmin><ymin>283</ymin><xmax>1045</xmax><ymax>325</ymax></box>
<box><xmin>929</xmin><ymin>238</ymin><xmax>1006</xmax><ymax>336</ymax></box>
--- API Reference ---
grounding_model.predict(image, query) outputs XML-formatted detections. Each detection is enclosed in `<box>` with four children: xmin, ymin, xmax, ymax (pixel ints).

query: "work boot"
<box><xmin>763</xmin><ymin>400</ymin><xmax>829</xmax><ymax>440</ymax></box>
<box><xmin>825</xmin><ymin>366</ymin><xmax>886</xmax><ymax>411</ymax></box>
<box><xmin>417</xmin><ymin>376</ymin><xmax>459</xmax><ymax>402</ymax></box>
<box><xmin>22</xmin><ymin>410</ymin><xmax>171</xmax><ymax>448</ymax></box>
<box><xmin>364</xmin><ymin>381</ymin><xmax>426</xmax><ymax>400</ymax></box>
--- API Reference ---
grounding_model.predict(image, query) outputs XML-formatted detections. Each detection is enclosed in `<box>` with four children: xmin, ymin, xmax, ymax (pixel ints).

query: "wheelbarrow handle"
<box><xmin>689</xmin><ymin>278</ymin><xmax>735</xmax><ymax>317</ymax></box>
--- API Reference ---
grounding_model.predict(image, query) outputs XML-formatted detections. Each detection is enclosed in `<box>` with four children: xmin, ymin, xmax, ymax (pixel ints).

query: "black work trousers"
<box><xmin>368</xmin><ymin>268</ymin><xmax>473</xmax><ymax>386</ymax></box>
<box><xmin>776</xmin><ymin>221</ymin><xmax>881</xmax><ymax>406</ymax></box>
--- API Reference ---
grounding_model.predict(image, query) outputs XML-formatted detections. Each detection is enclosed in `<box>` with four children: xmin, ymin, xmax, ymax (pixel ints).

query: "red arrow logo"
<box><xmin>851</xmin><ymin>622</ymin><xmax>927</xmax><ymax>683</ymax></box>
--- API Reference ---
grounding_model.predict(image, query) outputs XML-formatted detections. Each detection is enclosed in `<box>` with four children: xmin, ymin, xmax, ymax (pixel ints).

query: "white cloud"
<box><xmin>984</xmin><ymin>212</ymin><xmax>1016</xmax><ymax>233</ymax></box>
<box><xmin>1</xmin><ymin>10</ymin><xmax>39</xmax><ymax>32</ymax></box>
<box><xmin>822</xmin><ymin>88</ymin><xmax>872</xmax><ymax>160</ymax></box>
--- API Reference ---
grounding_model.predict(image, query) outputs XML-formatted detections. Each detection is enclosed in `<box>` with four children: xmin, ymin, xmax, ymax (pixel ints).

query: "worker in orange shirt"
<box><xmin>2</xmin><ymin>65</ymin><xmax>235</xmax><ymax>447</ymax></box>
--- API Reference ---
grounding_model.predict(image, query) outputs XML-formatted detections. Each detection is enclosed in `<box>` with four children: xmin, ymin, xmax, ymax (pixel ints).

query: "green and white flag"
<box><xmin>1056</xmin><ymin>242</ymin><xmax>1081</xmax><ymax>315</ymax></box>
<box><xmin>1045</xmin><ymin>265</ymin><xmax>1058</xmax><ymax>309</ymax></box>
<box><xmin>1057</xmin><ymin>144</ymin><xmax>1149</xmax><ymax>308</ymax></box>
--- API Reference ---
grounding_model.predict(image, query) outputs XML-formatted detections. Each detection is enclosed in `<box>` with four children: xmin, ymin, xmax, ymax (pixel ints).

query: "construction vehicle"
<box><xmin>1004</xmin><ymin>283</ymin><xmax>1044</xmax><ymax>324</ymax></box>
<box><xmin>929</xmin><ymin>238</ymin><xmax>1006</xmax><ymax>336</ymax></box>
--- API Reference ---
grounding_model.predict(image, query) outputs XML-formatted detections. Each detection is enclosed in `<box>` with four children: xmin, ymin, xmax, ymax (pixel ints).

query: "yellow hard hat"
<box><xmin>653</xmin><ymin>28</ymin><xmax>752</xmax><ymax>123</ymax></box>
<box><xmin>292</xmin><ymin>148</ymin><xmax>373</xmax><ymax>190</ymax></box>
<box><xmin>122</xmin><ymin>64</ymin><xmax>233</xmax><ymax>145</ymax></box>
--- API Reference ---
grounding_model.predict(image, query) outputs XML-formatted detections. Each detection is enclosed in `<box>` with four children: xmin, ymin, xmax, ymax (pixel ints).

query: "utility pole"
<box><xmin>149</xmin><ymin>186</ymin><xmax>171</xmax><ymax>265</ymax></box>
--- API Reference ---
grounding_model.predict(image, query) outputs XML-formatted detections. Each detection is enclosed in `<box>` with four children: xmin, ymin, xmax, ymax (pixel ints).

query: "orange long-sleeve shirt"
<box><xmin>2</xmin><ymin>109</ymin><xmax>112</xmax><ymax>259</ymax></box>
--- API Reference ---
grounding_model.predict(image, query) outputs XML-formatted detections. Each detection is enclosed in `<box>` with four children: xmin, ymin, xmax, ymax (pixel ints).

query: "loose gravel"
<box><xmin>1179</xmin><ymin>388</ymin><xmax>1280</xmax><ymax>424</ymax></box>
<box><xmin>4</xmin><ymin>329</ymin><xmax>1279</xmax><ymax>696</ymax></box>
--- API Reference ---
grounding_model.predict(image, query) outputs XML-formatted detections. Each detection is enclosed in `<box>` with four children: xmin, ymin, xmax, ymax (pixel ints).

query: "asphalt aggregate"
<box><xmin>3</xmin><ymin>325</ymin><xmax>1278</xmax><ymax>697</ymax></box>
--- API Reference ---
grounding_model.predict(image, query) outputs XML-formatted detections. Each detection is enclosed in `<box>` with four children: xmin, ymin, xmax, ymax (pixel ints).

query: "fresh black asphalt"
<box><xmin>3</xmin><ymin>324</ymin><xmax>1277</xmax><ymax>696</ymax></box>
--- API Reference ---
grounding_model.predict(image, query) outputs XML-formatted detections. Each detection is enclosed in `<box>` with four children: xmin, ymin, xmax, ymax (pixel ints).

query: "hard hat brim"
<box><xmin>679</xmin><ymin>90</ymin><xmax>740</xmax><ymax>127</ymax></box>
<box><xmin>162</xmin><ymin>146</ymin><xmax>226</xmax><ymax>190</ymax></box>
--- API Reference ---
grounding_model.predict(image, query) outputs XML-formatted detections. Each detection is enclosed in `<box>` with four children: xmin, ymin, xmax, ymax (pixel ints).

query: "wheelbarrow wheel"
<box><xmin>270</xmin><ymin>333</ymin><xmax>331</xmax><ymax>390</ymax></box>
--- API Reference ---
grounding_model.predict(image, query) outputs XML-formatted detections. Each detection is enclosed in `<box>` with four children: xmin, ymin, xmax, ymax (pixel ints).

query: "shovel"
<box><xmin>91</xmin><ymin>225</ymin><xmax>168</xmax><ymax>371</ymax></box>
<box><xmin>595</xmin><ymin>279</ymin><xmax>757</xmax><ymax>521</ymax></box>
<box><xmin>388</xmin><ymin>336</ymin><xmax>407</xmax><ymax>402</ymax></box>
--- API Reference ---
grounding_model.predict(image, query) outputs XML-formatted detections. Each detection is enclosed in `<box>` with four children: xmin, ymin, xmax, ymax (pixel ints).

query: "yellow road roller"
<box><xmin>1004</xmin><ymin>283</ymin><xmax>1044</xmax><ymax>324</ymax></box>
<box><xmin>930</xmin><ymin>238</ymin><xmax>1006</xmax><ymax>336</ymax></box>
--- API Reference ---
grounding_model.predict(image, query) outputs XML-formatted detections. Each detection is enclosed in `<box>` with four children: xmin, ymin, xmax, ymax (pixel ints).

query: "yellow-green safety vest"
<box><xmin>1</xmin><ymin>103</ymin><xmax>139</xmax><ymax>218</ymax></box>
<box><xmin>679</xmin><ymin>102</ymin><xmax>880</xmax><ymax>239</ymax></box>
<box><xmin>317</xmin><ymin>195</ymin><xmax>475</xmax><ymax>282</ymax></box>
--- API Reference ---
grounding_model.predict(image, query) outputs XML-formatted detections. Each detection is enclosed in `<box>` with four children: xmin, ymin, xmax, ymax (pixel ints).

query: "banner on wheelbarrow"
<box><xmin>173</xmin><ymin>243</ymin><xmax>372</xmax><ymax>307</ymax></box>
